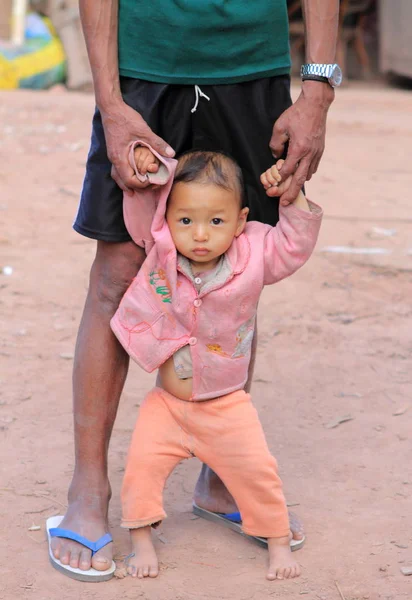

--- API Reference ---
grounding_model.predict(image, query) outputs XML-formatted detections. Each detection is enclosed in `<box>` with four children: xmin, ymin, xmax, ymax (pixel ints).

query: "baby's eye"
<box><xmin>180</xmin><ymin>218</ymin><xmax>191</xmax><ymax>225</ymax></box>
<box><xmin>211</xmin><ymin>218</ymin><xmax>223</xmax><ymax>225</ymax></box>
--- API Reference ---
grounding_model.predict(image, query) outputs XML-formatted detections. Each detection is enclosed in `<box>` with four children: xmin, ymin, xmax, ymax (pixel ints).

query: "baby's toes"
<box><xmin>142</xmin><ymin>565</ymin><xmax>150</xmax><ymax>577</ymax></box>
<box><xmin>291</xmin><ymin>563</ymin><xmax>301</xmax><ymax>578</ymax></box>
<box><xmin>149</xmin><ymin>565</ymin><xmax>159</xmax><ymax>578</ymax></box>
<box><xmin>127</xmin><ymin>564</ymin><xmax>137</xmax><ymax>577</ymax></box>
<box><xmin>281</xmin><ymin>566</ymin><xmax>292</xmax><ymax>579</ymax></box>
<box><xmin>267</xmin><ymin>564</ymin><xmax>283</xmax><ymax>580</ymax></box>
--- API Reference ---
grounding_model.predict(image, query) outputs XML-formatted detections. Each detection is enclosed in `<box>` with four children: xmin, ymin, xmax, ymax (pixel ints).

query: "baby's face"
<box><xmin>166</xmin><ymin>181</ymin><xmax>248</xmax><ymax>271</ymax></box>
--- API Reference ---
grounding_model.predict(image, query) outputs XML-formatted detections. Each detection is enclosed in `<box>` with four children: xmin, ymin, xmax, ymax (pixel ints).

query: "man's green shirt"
<box><xmin>118</xmin><ymin>1</ymin><xmax>291</xmax><ymax>84</ymax></box>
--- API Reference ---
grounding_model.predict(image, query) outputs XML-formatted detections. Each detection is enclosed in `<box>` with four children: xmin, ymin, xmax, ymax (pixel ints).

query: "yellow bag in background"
<box><xmin>0</xmin><ymin>14</ymin><xmax>66</xmax><ymax>89</ymax></box>
<box><xmin>0</xmin><ymin>54</ymin><xmax>17</xmax><ymax>88</ymax></box>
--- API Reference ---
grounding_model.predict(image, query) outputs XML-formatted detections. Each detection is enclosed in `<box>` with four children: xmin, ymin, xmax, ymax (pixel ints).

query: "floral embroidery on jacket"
<box><xmin>206</xmin><ymin>343</ymin><xmax>230</xmax><ymax>358</ymax></box>
<box><xmin>149</xmin><ymin>268</ymin><xmax>172</xmax><ymax>303</ymax></box>
<box><xmin>205</xmin><ymin>316</ymin><xmax>255</xmax><ymax>360</ymax></box>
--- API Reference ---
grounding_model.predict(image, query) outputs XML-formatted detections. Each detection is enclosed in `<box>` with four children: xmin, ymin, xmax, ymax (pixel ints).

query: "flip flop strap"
<box><xmin>49</xmin><ymin>527</ymin><xmax>113</xmax><ymax>556</ymax></box>
<box><xmin>222</xmin><ymin>511</ymin><xmax>242</xmax><ymax>523</ymax></box>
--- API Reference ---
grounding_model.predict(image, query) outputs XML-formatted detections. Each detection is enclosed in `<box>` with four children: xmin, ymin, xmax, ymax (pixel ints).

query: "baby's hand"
<box><xmin>133</xmin><ymin>146</ymin><xmax>160</xmax><ymax>178</ymax></box>
<box><xmin>260</xmin><ymin>159</ymin><xmax>293</xmax><ymax>205</ymax></box>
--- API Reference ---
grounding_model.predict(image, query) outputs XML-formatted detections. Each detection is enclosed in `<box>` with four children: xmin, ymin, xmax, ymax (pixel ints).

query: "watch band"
<box><xmin>300</xmin><ymin>63</ymin><xmax>343</xmax><ymax>88</ymax></box>
<box><xmin>302</xmin><ymin>74</ymin><xmax>330</xmax><ymax>84</ymax></box>
<box><xmin>301</xmin><ymin>63</ymin><xmax>333</xmax><ymax>78</ymax></box>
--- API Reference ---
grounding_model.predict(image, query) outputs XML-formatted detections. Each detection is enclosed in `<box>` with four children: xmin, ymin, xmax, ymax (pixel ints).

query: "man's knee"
<box><xmin>89</xmin><ymin>240</ymin><xmax>145</xmax><ymax>314</ymax></box>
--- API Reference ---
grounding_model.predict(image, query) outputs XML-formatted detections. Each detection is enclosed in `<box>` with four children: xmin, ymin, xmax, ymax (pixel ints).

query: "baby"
<box><xmin>110</xmin><ymin>144</ymin><xmax>322</xmax><ymax>581</ymax></box>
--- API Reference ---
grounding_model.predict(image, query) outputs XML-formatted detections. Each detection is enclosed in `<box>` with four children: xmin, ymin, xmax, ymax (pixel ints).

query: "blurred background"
<box><xmin>0</xmin><ymin>0</ymin><xmax>412</xmax><ymax>92</ymax></box>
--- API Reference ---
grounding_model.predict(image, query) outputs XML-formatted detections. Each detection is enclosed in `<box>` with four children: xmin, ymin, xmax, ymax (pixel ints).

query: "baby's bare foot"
<box><xmin>266</xmin><ymin>535</ymin><xmax>301</xmax><ymax>581</ymax></box>
<box><xmin>127</xmin><ymin>526</ymin><xmax>159</xmax><ymax>579</ymax></box>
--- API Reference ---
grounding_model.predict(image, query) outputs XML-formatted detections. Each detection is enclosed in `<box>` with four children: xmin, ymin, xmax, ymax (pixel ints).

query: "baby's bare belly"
<box><xmin>158</xmin><ymin>355</ymin><xmax>193</xmax><ymax>401</ymax></box>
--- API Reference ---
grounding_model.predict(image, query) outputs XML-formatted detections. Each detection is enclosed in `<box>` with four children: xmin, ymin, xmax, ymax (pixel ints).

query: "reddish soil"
<box><xmin>0</xmin><ymin>83</ymin><xmax>411</xmax><ymax>600</ymax></box>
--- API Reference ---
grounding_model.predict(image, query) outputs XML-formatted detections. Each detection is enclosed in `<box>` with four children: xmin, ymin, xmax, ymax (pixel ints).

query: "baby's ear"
<box><xmin>236</xmin><ymin>207</ymin><xmax>249</xmax><ymax>236</ymax></box>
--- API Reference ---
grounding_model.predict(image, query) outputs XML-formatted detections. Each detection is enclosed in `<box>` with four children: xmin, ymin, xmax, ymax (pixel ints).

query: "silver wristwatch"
<box><xmin>300</xmin><ymin>63</ymin><xmax>343</xmax><ymax>88</ymax></box>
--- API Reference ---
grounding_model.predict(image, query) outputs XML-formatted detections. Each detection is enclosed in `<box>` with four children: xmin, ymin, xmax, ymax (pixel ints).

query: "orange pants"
<box><xmin>121</xmin><ymin>387</ymin><xmax>290</xmax><ymax>538</ymax></box>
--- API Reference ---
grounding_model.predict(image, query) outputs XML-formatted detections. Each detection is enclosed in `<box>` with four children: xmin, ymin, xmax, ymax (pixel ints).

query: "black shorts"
<box><xmin>73</xmin><ymin>75</ymin><xmax>292</xmax><ymax>242</ymax></box>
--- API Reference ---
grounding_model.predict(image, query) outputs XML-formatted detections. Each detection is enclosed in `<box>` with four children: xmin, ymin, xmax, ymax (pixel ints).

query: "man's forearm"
<box><xmin>300</xmin><ymin>0</ymin><xmax>339</xmax><ymax>106</ymax></box>
<box><xmin>79</xmin><ymin>0</ymin><xmax>122</xmax><ymax>111</ymax></box>
<box><xmin>301</xmin><ymin>0</ymin><xmax>339</xmax><ymax>63</ymax></box>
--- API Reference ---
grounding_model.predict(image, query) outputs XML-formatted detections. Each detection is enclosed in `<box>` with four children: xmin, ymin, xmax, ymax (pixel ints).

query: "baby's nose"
<box><xmin>194</xmin><ymin>226</ymin><xmax>208</xmax><ymax>241</ymax></box>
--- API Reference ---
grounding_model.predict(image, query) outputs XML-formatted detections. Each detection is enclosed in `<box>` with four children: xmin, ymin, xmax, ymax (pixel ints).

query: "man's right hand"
<box><xmin>100</xmin><ymin>101</ymin><xmax>175</xmax><ymax>194</ymax></box>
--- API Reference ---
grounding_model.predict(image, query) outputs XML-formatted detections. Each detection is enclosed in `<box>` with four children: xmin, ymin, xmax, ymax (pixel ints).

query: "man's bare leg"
<box><xmin>193</xmin><ymin>328</ymin><xmax>305</xmax><ymax>542</ymax></box>
<box><xmin>51</xmin><ymin>240</ymin><xmax>145</xmax><ymax>571</ymax></box>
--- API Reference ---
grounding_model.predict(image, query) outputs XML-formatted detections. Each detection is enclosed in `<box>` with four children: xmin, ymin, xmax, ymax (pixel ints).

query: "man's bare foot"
<box><xmin>193</xmin><ymin>465</ymin><xmax>305</xmax><ymax>542</ymax></box>
<box><xmin>50</xmin><ymin>478</ymin><xmax>113</xmax><ymax>572</ymax></box>
<box><xmin>127</xmin><ymin>526</ymin><xmax>159</xmax><ymax>579</ymax></box>
<box><xmin>266</xmin><ymin>535</ymin><xmax>301</xmax><ymax>581</ymax></box>
<box><xmin>288</xmin><ymin>510</ymin><xmax>305</xmax><ymax>542</ymax></box>
<box><xmin>193</xmin><ymin>465</ymin><xmax>238</xmax><ymax>514</ymax></box>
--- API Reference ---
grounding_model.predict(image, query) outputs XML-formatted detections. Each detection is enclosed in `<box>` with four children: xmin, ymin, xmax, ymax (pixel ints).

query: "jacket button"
<box><xmin>193</xmin><ymin>298</ymin><xmax>202</xmax><ymax>308</ymax></box>
<box><xmin>194</xmin><ymin>277</ymin><xmax>202</xmax><ymax>285</ymax></box>
<box><xmin>189</xmin><ymin>337</ymin><xmax>197</xmax><ymax>345</ymax></box>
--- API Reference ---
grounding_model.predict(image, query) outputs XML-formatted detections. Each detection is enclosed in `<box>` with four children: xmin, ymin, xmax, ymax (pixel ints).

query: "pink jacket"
<box><xmin>110</xmin><ymin>142</ymin><xmax>323</xmax><ymax>400</ymax></box>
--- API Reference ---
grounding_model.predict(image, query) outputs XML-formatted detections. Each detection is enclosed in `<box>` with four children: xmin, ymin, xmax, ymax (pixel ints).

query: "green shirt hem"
<box><xmin>118</xmin><ymin>65</ymin><xmax>291</xmax><ymax>86</ymax></box>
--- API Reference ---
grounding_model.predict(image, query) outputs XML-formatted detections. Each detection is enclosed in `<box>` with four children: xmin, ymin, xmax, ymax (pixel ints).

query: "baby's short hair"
<box><xmin>173</xmin><ymin>150</ymin><xmax>247</xmax><ymax>209</ymax></box>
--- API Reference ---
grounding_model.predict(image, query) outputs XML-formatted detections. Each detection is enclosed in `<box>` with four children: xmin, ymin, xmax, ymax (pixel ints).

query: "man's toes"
<box><xmin>79</xmin><ymin>549</ymin><xmax>92</xmax><ymax>571</ymax></box>
<box><xmin>69</xmin><ymin>549</ymin><xmax>81</xmax><ymax>569</ymax></box>
<box><xmin>149</xmin><ymin>565</ymin><xmax>159</xmax><ymax>578</ymax></box>
<box><xmin>266</xmin><ymin>569</ymin><xmax>277</xmax><ymax>581</ymax></box>
<box><xmin>137</xmin><ymin>567</ymin><xmax>144</xmax><ymax>579</ymax></box>
<box><xmin>91</xmin><ymin>555</ymin><xmax>111</xmax><ymax>571</ymax></box>
<box><xmin>292</xmin><ymin>531</ymin><xmax>304</xmax><ymax>540</ymax></box>
<box><xmin>289</xmin><ymin>512</ymin><xmax>304</xmax><ymax>538</ymax></box>
<box><xmin>59</xmin><ymin>550</ymin><xmax>71</xmax><ymax>566</ymax></box>
<box><xmin>52</xmin><ymin>543</ymin><xmax>60</xmax><ymax>560</ymax></box>
<box><xmin>142</xmin><ymin>565</ymin><xmax>149</xmax><ymax>577</ymax></box>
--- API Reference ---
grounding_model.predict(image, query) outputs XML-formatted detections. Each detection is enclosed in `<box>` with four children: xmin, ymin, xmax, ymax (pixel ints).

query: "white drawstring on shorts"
<box><xmin>191</xmin><ymin>85</ymin><xmax>210</xmax><ymax>113</ymax></box>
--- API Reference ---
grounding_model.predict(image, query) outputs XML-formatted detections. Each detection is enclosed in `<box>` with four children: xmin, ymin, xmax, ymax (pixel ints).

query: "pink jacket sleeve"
<box><xmin>262</xmin><ymin>200</ymin><xmax>323</xmax><ymax>286</ymax></box>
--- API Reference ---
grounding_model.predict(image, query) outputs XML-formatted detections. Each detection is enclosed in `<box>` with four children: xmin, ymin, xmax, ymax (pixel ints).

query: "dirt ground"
<box><xmin>1</xmin><ymin>82</ymin><xmax>411</xmax><ymax>600</ymax></box>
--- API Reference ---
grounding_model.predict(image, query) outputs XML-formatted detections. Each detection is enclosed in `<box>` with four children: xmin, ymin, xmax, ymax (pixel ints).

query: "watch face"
<box><xmin>330</xmin><ymin>64</ymin><xmax>343</xmax><ymax>87</ymax></box>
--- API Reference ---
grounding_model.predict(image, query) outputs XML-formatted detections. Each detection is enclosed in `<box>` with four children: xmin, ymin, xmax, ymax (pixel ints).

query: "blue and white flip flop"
<box><xmin>192</xmin><ymin>503</ymin><xmax>305</xmax><ymax>551</ymax></box>
<box><xmin>46</xmin><ymin>516</ymin><xmax>116</xmax><ymax>582</ymax></box>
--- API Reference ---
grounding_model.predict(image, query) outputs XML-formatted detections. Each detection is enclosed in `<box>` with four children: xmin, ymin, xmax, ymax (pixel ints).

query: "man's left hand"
<box><xmin>270</xmin><ymin>80</ymin><xmax>335</xmax><ymax>206</ymax></box>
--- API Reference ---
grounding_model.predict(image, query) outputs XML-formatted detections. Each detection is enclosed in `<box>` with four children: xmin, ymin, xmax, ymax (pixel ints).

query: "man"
<box><xmin>50</xmin><ymin>0</ymin><xmax>339</xmax><ymax>578</ymax></box>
